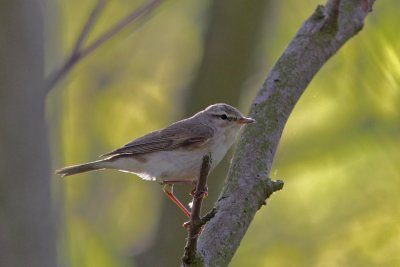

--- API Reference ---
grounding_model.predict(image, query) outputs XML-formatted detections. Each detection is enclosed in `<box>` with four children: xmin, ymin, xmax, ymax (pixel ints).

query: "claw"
<box><xmin>182</xmin><ymin>221</ymin><xmax>191</xmax><ymax>230</ymax></box>
<box><xmin>190</xmin><ymin>185</ymin><xmax>208</xmax><ymax>198</ymax></box>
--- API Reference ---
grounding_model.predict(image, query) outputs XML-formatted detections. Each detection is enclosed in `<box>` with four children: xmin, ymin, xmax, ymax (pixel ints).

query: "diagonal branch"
<box><xmin>196</xmin><ymin>0</ymin><xmax>376</xmax><ymax>266</ymax></box>
<box><xmin>45</xmin><ymin>0</ymin><xmax>163</xmax><ymax>93</ymax></box>
<box><xmin>78</xmin><ymin>0</ymin><xmax>162</xmax><ymax>61</ymax></box>
<box><xmin>45</xmin><ymin>0</ymin><xmax>107</xmax><ymax>94</ymax></box>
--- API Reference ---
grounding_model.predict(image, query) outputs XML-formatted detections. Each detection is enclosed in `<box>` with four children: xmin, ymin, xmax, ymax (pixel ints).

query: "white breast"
<box><xmin>208</xmin><ymin>126</ymin><xmax>240</xmax><ymax>170</ymax></box>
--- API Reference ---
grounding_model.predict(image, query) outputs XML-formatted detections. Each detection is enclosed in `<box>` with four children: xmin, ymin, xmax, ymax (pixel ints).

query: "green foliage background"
<box><xmin>48</xmin><ymin>0</ymin><xmax>400</xmax><ymax>266</ymax></box>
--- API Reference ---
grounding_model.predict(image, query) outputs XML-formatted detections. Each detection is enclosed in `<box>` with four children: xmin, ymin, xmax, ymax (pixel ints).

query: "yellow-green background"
<box><xmin>48</xmin><ymin>0</ymin><xmax>400</xmax><ymax>266</ymax></box>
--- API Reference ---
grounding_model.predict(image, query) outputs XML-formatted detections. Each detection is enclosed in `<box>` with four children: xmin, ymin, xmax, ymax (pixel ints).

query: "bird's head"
<box><xmin>201</xmin><ymin>103</ymin><xmax>255</xmax><ymax>130</ymax></box>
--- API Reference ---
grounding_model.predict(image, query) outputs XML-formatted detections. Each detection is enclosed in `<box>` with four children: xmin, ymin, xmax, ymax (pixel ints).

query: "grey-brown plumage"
<box><xmin>101</xmin><ymin>119</ymin><xmax>215</xmax><ymax>157</ymax></box>
<box><xmin>56</xmin><ymin>103</ymin><xmax>254</xmax><ymax>180</ymax></box>
<box><xmin>56</xmin><ymin>161</ymin><xmax>102</xmax><ymax>176</ymax></box>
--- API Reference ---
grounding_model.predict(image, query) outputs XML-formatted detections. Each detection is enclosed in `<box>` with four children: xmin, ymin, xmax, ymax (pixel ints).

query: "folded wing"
<box><xmin>101</xmin><ymin>121</ymin><xmax>215</xmax><ymax>157</ymax></box>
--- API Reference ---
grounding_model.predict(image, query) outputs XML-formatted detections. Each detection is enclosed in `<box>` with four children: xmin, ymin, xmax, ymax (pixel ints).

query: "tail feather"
<box><xmin>55</xmin><ymin>161</ymin><xmax>104</xmax><ymax>177</ymax></box>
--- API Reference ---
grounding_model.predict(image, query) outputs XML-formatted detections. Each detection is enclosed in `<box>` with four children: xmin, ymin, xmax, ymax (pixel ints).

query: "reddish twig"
<box><xmin>45</xmin><ymin>0</ymin><xmax>163</xmax><ymax>93</ymax></box>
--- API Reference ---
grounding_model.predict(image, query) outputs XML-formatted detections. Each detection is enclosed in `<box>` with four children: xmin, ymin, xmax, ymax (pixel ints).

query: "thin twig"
<box><xmin>71</xmin><ymin>0</ymin><xmax>107</xmax><ymax>56</ymax></box>
<box><xmin>45</xmin><ymin>0</ymin><xmax>107</xmax><ymax>92</ymax></box>
<box><xmin>45</xmin><ymin>0</ymin><xmax>163</xmax><ymax>93</ymax></box>
<box><xmin>79</xmin><ymin>0</ymin><xmax>162</xmax><ymax>60</ymax></box>
<box><xmin>182</xmin><ymin>154</ymin><xmax>215</xmax><ymax>266</ymax></box>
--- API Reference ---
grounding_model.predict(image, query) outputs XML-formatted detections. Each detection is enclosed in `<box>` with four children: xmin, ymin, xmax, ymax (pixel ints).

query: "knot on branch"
<box><xmin>265</xmin><ymin>178</ymin><xmax>284</xmax><ymax>197</ymax></box>
<box><xmin>272</xmin><ymin>179</ymin><xmax>285</xmax><ymax>193</ymax></box>
<box><xmin>259</xmin><ymin>178</ymin><xmax>284</xmax><ymax>208</ymax></box>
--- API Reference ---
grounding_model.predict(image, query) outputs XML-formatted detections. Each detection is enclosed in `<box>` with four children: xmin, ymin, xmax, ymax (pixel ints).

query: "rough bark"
<box><xmin>0</xmin><ymin>1</ymin><xmax>57</xmax><ymax>266</ymax></box>
<box><xmin>195</xmin><ymin>0</ymin><xmax>375</xmax><ymax>266</ymax></box>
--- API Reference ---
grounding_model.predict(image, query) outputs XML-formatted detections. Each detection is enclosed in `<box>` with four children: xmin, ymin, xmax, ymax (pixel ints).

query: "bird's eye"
<box><xmin>220</xmin><ymin>114</ymin><xmax>228</xmax><ymax>120</ymax></box>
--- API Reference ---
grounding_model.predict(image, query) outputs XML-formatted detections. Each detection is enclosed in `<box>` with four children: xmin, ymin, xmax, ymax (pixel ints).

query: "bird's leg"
<box><xmin>162</xmin><ymin>183</ymin><xmax>191</xmax><ymax>218</ymax></box>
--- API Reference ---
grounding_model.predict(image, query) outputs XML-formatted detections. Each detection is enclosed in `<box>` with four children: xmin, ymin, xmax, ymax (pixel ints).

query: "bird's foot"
<box><xmin>190</xmin><ymin>185</ymin><xmax>208</xmax><ymax>198</ymax></box>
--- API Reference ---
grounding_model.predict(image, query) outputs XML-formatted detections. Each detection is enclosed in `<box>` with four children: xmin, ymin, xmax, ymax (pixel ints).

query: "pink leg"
<box><xmin>162</xmin><ymin>181</ymin><xmax>194</xmax><ymax>218</ymax></box>
<box><xmin>164</xmin><ymin>190</ymin><xmax>191</xmax><ymax>218</ymax></box>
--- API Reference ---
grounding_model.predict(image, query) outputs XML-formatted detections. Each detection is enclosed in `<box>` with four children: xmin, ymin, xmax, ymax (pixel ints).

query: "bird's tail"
<box><xmin>55</xmin><ymin>160</ymin><xmax>106</xmax><ymax>177</ymax></box>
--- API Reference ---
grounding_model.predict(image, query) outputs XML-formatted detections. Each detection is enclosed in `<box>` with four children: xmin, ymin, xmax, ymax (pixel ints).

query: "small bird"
<box><xmin>56</xmin><ymin>103</ymin><xmax>254</xmax><ymax>218</ymax></box>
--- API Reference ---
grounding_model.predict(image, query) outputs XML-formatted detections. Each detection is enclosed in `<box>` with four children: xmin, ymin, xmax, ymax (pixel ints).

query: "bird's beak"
<box><xmin>238</xmin><ymin>117</ymin><xmax>255</xmax><ymax>124</ymax></box>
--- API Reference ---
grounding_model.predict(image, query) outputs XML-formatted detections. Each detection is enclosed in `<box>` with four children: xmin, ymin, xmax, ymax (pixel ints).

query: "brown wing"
<box><xmin>101</xmin><ymin>120</ymin><xmax>215</xmax><ymax>157</ymax></box>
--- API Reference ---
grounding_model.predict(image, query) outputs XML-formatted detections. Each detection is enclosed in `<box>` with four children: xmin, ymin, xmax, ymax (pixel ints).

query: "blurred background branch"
<box><xmin>45</xmin><ymin>0</ymin><xmax>163</xmax><ymax>93</ymax></box>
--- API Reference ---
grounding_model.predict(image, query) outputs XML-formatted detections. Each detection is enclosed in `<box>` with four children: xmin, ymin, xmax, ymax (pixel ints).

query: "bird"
<box><xmin>56</xmin><ymin>103</ymin><xmax>254</xmax><ymax>218</ymax></box>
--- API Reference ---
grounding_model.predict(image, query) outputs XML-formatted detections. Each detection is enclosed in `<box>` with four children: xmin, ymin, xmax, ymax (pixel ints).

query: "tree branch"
<box><xmin>196</xmin><ymin>0</ymin><xmax>375</xmax><ymax>266</ymax></box>
<box><xmin>182</xmin><ymin>154</ymin><xmax>216</xmax><ymax>266</ymax></box>
<box><xmin>45</xmin><ymin>0</ymin><xmax>163</xmax><ymax>93</ymax></box>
